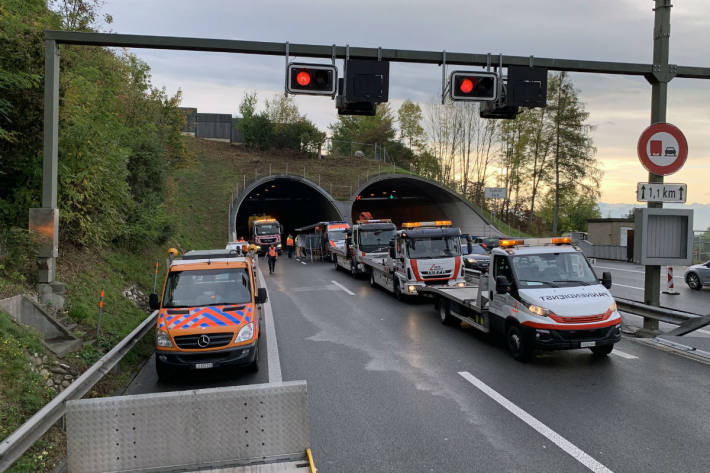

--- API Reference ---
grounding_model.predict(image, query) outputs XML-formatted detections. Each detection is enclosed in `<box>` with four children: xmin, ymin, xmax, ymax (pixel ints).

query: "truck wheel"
<box><xmin>590</xmin><ymin>344</ymin><xmax>614</xmax><ymax>357</ymax></box>
<box><xmin>369</xmin><ymin>271</ymin><xmax>377</xmax><ymax>288</ymax></box>
<box><xmin>155</xmin><ymin>357</ymin><xmax>175</xmax><ymax>382</ymax></box>
<box><xmin>350</xmin><ymin>262</ymin><xmax>359</xmax><ymax>278</ymax></box>
<box><xmin>439</xmin><ymin>299</ymin><xmax>456</xmax><ymax>326</ymax></box>
<box><xmin>333</xmin><ymin>257</ymin><xmax>340</xmax><ymax>271</ymax></box>
<box><xmin>394</xmin><ymin>280</ymin><xmax>406</xmax><ymax>301</ymax></box>
<box><xmin>506</xmin><ymin>325</ymin><xmax>533</xmax><ymax>362</ymax></box>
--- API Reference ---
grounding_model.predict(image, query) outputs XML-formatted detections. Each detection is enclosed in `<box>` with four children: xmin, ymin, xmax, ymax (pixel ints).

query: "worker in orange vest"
<box><xmin>286</xmin><ymin>234</ymin><xmax>295</xmax><ymax>258</ymax></box>
<box><xmin>267</xmin><ymin>244</ymin><xmax>278</xmax><ymax>274</ymax></box>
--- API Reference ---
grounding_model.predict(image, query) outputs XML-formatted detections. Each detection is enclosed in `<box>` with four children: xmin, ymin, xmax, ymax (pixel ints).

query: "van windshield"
<box><xmin>512</xmin><ymin>252</ymin><xmax>597</xmax><ymax>288</ymax></box>
<box><xmin>359</xmin><ymin>229</ymin><xmax>394</xmax><ymax>253</ymax></box>
<box><xmin>328</xmin><ymin>230</ymin><xmax>347</xmax><ymax>241</ymax></box>
<box><xmin>407</xmin><ymin>237</ymin><xmax>461</xmax><ymax>259</ymax></box>
<box><xmin>162</xmin><ymin>268</ymin><xmax>252</xmax><ymax>308</ymax></box>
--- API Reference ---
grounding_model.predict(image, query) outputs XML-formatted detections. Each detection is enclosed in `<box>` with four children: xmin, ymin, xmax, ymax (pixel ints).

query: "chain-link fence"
<box><xmin>694</xmin><ymin>230</ymin><xmax>710</xmax><ymax>264</ymax></box>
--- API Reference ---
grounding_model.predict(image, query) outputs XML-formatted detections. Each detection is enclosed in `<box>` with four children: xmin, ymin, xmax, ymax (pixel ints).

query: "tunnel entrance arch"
<box><xmin>230</xmin><ymin>175</ymin><xmax>345</xmax><ymax>241</ymax></box>
<box><xmin>351</xmin><ymin>174</ymin><xmax>501</xmax><ymax>236</ymax></box>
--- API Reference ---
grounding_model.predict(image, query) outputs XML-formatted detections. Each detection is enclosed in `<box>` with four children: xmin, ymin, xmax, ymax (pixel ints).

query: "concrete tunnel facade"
<box><xmin>229</xmin><ymin>174</ymin><xmax>501</xmax><ymax>241</ymax></box>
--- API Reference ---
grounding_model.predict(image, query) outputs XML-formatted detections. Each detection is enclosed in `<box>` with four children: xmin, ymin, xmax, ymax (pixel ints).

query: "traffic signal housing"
<box><xmin>287</xmin><ymin>63</ymin><xmax>337</xmax><ymax>96</ymax></box>
<box><xmin>450</xmin><ymin>71</ymin><xmax>498</xmax><ymax>101</ymax></box>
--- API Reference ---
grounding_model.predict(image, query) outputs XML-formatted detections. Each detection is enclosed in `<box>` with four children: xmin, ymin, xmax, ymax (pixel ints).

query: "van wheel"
<box><xmin>506</xmin><ymin>325</ymin><xmax>533</xmax><ymax>362</ymax></box>
<box><xmin>333</xmin><ymin>257</ymin><xmax>339</xmax><ymax>271</ymax></box>
<box><xmin>155</xmin><ymin>357</ymin><xmax>175</xmax><ymax>382</ymax></box>
<box><xmin>590</xmin><ymin>344</ymin><xmax>613</xmax><ymax>357</ymax></box>
<box><xmin>439</xmin><ymin>299</ymin><xmax>456</xmax><ymax>326</ymax></box>
<box><xmin>246</xmin><ymin>342</ymin><xmax>260</xmax><ymax>373</ymax></box>
<box><xmin>370</xmin><ymin>271</ymin><xmax>377</xmax><ymax>288</ymax></box>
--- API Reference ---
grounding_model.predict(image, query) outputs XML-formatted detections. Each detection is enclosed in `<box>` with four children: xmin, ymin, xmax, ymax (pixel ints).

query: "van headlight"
<box><xmin>234</xmin><ymin>323</ymin><xmax>254</xmax><ymax>343</ymax></box>
<box><xmin>609</xmin><ymin>302</ymin><xmax>617</xmax><ymax>312</ymax></box>
<box><xmin>156</xmin><ymin>330</ymin><xmax>173</xmax><ymax>348</ymax></box>
<box><xmin>528</xmin><ymin>304</ymin><xmax>549</xmax><ymax>317</ymax></box>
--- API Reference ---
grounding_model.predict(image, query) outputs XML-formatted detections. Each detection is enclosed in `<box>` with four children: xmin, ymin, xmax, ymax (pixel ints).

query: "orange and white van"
<box><xmin>149</xmin><ymin>249</ymin><xmax>267</xmax><ymax>380</ymax></box>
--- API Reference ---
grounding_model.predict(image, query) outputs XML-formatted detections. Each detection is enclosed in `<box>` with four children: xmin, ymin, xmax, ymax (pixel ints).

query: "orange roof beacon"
<box><xmin>149</xmin><ymin>248</ymin><xmax>268</xmax><ymax>380</ymax></box>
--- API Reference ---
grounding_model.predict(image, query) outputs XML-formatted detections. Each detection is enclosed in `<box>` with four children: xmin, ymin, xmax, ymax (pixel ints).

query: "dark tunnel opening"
<box><xmin>352</xmin><ymin>177</ymin><xmax>499</xmax><ymax>236</ymax></box>
<box><xmin>235</xmin><ymin>177</ymin><xmax>343</xmax><ymax>239</ymax></box>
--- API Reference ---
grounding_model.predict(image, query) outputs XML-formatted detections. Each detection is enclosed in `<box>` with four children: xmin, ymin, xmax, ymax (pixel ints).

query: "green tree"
<box><xmin>538</xmin><ymin>190</ymin><xmax>600</xmax><ymax>234</ymax></box>
<box><xmin>329</xmin><ymin>103</ymin><xmax>396</xmax><ymax>155</ymax></box>
<box><xmin>264</xmin><ymin>94</ymin><xmax>300</xmax><ymax>125</ymax></box>
<box><xmin>397</xmin><ymin>99</ymin><xmax>425</xmax><ymax>150</ymax></box>
<box><xmin>546</xmin><ymin>72</ymin><xmax>599</xmax><ymax>234</ymax></box>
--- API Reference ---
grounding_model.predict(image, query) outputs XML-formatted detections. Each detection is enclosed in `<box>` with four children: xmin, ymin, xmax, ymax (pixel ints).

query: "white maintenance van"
<box><xmin>365</xmin><ymin>220</ymin><xmax>466</xmax><ymax>300</ymax></box>
<box><xmin>420</xmin><ymin>237</ymin><xmax>621</xmax><ymax>361</ymax></box>
<box><xmin>332</xmin><ymin>219</ymin><xmax>396</xmax><ymax>277</ymax></box>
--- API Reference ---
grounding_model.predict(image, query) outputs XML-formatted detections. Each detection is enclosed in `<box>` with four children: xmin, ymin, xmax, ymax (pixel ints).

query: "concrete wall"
<box><xmin>196</xmin><ymin>113</ymin><xmax>232</xmax><ymax>140</ymax></box>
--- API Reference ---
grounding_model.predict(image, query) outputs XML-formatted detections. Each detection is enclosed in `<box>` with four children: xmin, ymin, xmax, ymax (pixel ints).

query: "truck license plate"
<box><xmin>580</xmin><ymin>341</ymin><xmax>596</xmax><ymax>348</ymax></box>
<box><xmin>195</xmin><ymin>362</ymin><xmax>213</xmax><ymax>369</ymax></box>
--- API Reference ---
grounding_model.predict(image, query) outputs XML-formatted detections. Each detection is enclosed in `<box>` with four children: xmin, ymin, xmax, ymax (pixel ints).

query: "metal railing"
<box><xmin>0</xmin><ymin>311</ymin><xmax>158</xmax><ymax>471</ymax></box>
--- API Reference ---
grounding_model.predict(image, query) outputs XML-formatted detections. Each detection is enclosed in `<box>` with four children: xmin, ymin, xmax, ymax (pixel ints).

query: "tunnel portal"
<box><xmin>233</xmin><ymin>176</ymin><xmax>344</xmax><ymax>240</ymax></box>
<box><xmin>351</xmin><ymin>175</ymin><xmax>500</xmax><ymax>236</ymax></box>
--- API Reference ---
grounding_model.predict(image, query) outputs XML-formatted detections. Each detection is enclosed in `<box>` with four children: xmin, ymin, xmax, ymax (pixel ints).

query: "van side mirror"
<box><xmin>255</xmin><ymin>287</ymin><xmax>268</xmax><ymax>304</ymax></box>
<box><xmin>388</xmin><ymin>240</ymin><xmax>396</xmax><ymax>258</ymax></box>
<box><xmin>495</xmin><ymin>275</ymin><xmax>511</xmax><ymax>294</ymax></box>
<box><xmin>149</xmin><ymin>293</ymin><xmax>160</xmax><ymax>311</ymax></box>
<box><xmin>601</xmin><ymin>271</ymin><xmax>612</xmax><ymax>289</ymax></box>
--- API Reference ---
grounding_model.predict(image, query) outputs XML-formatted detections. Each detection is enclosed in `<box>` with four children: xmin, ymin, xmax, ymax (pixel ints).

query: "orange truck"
<box><xmin>149</xmin><ymin>249</ymin><xmax>268</xmax><ymax>380</ymax></box>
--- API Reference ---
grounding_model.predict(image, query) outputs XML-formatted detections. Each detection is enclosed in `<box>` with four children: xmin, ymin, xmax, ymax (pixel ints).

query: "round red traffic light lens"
<box><xmin>296</xmin><ymin>71</ymin><xmax>311</xmax><ymax>86</ymax></box>
<box><xmin>460</xmin><ymin>78</ymin><xmax>475</xmax><ymax>94</ymax></box>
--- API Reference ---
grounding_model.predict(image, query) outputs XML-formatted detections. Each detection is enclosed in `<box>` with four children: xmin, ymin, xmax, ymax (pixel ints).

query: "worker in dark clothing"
<box><xmin>267</xmin><ymin>245</ymin><xmax>278</xmax><ymax>274</ymax></box>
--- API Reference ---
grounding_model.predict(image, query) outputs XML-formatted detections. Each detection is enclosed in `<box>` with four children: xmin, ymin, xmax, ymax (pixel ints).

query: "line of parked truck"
<box><xmin>326</xmin><ymin>218</ymin><xmax>621</xmax><ymax>361</ymax></box>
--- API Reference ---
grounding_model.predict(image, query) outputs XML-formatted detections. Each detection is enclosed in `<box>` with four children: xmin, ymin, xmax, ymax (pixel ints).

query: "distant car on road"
<box><xmin>462</xmin><ymin>244</ymin><xmax>491</xmax><ymax>273</ymax></box>
<box><xmin>684</xmin><ymin>260</ymin><xmax>710</xmax><ymax>290</ymax></box>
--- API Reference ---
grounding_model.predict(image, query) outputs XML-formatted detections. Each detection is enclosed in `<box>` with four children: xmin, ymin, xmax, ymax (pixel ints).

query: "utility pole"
<box><xmin>643</xmin><ymin>0</ymin><xmax>673</xmax><ymax>330</ymax></box>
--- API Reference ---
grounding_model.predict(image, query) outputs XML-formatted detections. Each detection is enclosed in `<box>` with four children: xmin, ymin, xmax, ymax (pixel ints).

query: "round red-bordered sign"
<box><xmin>637</xmin><ymin>122</ymin><xmax>688</xmax><ymax>176</ymax></box>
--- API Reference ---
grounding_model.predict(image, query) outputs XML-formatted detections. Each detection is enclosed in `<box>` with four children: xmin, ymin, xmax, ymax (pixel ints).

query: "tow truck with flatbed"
<box><xmin>364</xmin><ymin>220</ymin><xmax>467</xmax><ymax>300</ymax></box>
<box><xmin>332</xmin><ymin>219</ymin><xmax>396</xmax><ymax>277</ymax></box>
<box><xmin>420</xmin><ymin>237</ymin><xmax>621</xmax><ymax>361</ymax></box>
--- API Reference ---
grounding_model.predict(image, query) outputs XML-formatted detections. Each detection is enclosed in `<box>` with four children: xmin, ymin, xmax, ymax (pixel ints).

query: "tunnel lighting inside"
<box><xmin>235</xmin><ymin>177</ymin><xmax>342</xmax><ymax>239</ymax></box>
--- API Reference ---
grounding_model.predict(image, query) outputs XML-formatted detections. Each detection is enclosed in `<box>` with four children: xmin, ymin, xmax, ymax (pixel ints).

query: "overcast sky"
<box><xmin>99</xmin><ymin>0</ymin><xmax>710</xmax><ymax>204</ymax></box>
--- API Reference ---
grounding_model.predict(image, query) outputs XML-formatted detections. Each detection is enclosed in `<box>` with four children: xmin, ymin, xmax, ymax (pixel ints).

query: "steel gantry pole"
<box><xmin>643</xmin><ymin>0</ymin><xmax>674</xmax><ymax>329</ymax></box>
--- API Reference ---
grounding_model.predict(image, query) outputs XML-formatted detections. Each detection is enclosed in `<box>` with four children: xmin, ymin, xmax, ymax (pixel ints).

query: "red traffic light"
<box><xmin>459</xmin><ymin>78</ymin><xmax>475</xmax><ymax>94</ymax></box>
<box><xmin>287</xmin><ymin>63</ymin><xmax>337</xmax><ymax>96</ymax></box>
<box><xmin>450</xmin><ymin>71</ymin><xmax>497</xmax><ymax>102</ymax></box>
<box><xmin>296</xmin><ymin>71</ymin><xmax>311</xmax><ymax>86</ymax></box>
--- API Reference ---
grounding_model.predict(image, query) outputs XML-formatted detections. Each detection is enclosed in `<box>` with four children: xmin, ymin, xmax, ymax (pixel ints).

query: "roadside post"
<box><xmin>97</xmin><ymin>287</ymin><xmax>104</xmax><ymax>336</ymax></box>
<box><xmin>662</xmin><ymin>267</ymin><xmax>680</xmax><ymax>295</ymax></box>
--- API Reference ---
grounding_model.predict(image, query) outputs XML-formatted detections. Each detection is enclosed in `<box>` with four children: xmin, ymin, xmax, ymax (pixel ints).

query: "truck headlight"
<box><xmin>456</xmin><ymin>281</ymin><xmax>466</xmax><ymax>288</ymax></box>
<box><xmin>234</xmin><ymin>323</ymin><xmax>254</xmax><ymax>343</ymax></box>
<box><xmin>156</xmin><ymin>330</ymin><xmax>173</xmax><ymax>348</ymax></box>
<box><xmin>528</xmin><ymin>304</ymin><xmax>549</xmax><ymax>317</ymax></box>
<box><xmin>277</xmin><ymin>243</ymin><xmax>282</xmax><ymax>249</ymax></box>
<box><xmin>407</xmin><ymin>285</ymin><xmax>417</xmax><ymax>293</ymax></box>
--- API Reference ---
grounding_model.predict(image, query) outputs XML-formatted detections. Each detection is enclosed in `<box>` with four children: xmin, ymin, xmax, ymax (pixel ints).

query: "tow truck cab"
<box><xmin>149</xmin><ymin>249</ymin><xmax>268</xmax><ymax>380</ymax></box>
<box><xmin>344</xmin><ymin>219</ymin><xmax>396</xmax><ymax>275</ymax></box>
<box><xmin>488</xmin><ymin>238</ymin><xmax>620</xmax><ymax>358</ymax></box>
<box><xmin>388</xmin><ymin>221</ymin><xmax>466</xmax><ymax>296</ymax></box>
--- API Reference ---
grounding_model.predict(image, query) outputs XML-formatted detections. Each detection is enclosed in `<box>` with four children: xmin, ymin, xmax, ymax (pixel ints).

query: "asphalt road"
<box><xmin>127</xmin><ymin>255</ymin><xmax>710</xmax><ymax>472</ymax></box>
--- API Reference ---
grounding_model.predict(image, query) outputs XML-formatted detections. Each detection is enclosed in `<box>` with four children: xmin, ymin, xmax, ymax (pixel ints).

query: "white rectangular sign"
<box><xmin>484</xmin><ymin>187</ymin><xmax>507</xmax><ymax>199</ymax></box>
<box><xmin>636</xmin><ymin>182</ymin><xmax>687</xmax><ymax>203</ymax></box>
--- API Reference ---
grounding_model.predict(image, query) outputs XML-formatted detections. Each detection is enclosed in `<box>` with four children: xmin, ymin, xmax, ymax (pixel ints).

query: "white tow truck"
<box><xmin>365</xmin><ymin>220</ymin><xmax>467</xmax><ymax>300</ymax></box>
<box><xmin>332</xmin><ymin>219</ymin><xmax>396</xmax><ymax>277</ymax></box>
<box><xmin>420</xmin><ymin>237</ymin><xmax>621</xmax><ymax>361</ymax></box>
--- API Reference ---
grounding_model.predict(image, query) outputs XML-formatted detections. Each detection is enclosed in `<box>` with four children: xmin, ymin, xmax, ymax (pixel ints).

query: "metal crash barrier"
<box><xmin>66</xmin><ymin>381</ymin><xmax>314</xmax><ymax>473</ymax></box>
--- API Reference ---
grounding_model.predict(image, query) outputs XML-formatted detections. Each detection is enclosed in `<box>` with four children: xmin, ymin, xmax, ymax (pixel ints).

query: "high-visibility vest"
<box><xmin>287</xmin><ymin>237</ymin><xmax>294</xmax><ymax>246</ymax></box>
<box><xmin>268</xmin><ymin>247</ymin><xmax>278</xmax><ymax>257</ymax></box>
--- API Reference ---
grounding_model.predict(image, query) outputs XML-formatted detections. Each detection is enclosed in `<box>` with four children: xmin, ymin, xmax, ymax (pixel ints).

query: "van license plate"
<box><xmin>580</xmin><ymin>341</ymin><xmax>596</xmax><ymax>348</ymax></box>
<box><xmin>195</xmin><ymin>363</ymin><xmax>213</xmax><ymax>369</ymax></box>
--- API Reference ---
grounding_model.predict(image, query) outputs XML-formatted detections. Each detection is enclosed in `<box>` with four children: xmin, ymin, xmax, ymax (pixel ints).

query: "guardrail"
<box><xmin>614</xmin><ymin>297</ymin><xmax>700</xmax><ymax>326</ymax></box>
<box><xmin>0</xmin><ymin>311</ymin><xmax>159</xmax><ymax>471</ymax></box>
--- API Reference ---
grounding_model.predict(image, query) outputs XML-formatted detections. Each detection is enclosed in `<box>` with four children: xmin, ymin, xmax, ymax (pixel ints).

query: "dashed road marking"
<box><xmin>611</xmin><ymin>349</ymin><xmax>638</xmax><ymax>360</ymax></box>
<box><xmin>612</xmin><ymin>283</ymin><xmax>643</xmax><ymax>291</ymax></box>
<box><xmin>256</xmin><ymin>266</ymin><xmax>282</xmax><ymax>383</ymax></box>
<box><xmin>331</xmin><ymin>280</ymin><xmax>355</xmax><ymax>296</ymax></box>
<box><xmin>458</xmin><ymin>371</ymin><xmax>615</xmax><ymax>473</ymax></box>
<box><xmin>301</xmin><ymin>261</ymin><xmax>307</xmax><ymax>265</ymax></box>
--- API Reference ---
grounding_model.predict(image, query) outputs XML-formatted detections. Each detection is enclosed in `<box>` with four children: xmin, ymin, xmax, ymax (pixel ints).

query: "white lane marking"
<box><xmin>611</xmin><ymin>349</ymin><xmax>638</xmax><ymax>360</ymax></box>
<box><xmin>594</xmin><ymin>265</ymin><xmax>684</xmax><ymax>279</ymax></box>
<box><xmin>301</xmin><ymin>261</ymin><xmax>307</xmax><ymax>265</ymax></box>
<box><xmin>613</xmin><ymin>283</ymin><xmax>643</xmax><ymax>291</ymax></box>
<box><xmin>256</xmin><ymin>265</ymin><xmax>282</xmax><ymax>383</ymax></box>
<box><xmin>331</xmin><ymin>280</ymin><xmax>355</xmax><ymax>296</ymax></box>
<box><xmin>458</xmin><ymin>371</ymin><xmax>614</xmax><ymax>473</ymax></box>
<box><xmin>698</xmin><ymin>329</ymin><xmax>710</xmax><ymax>336</ymax></box>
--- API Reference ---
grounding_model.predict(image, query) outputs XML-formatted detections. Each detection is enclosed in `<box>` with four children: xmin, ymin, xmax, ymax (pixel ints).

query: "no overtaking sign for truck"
<box><xmin>637</xmin><ymin>122</ymin><xmax>688</xmax><ymax>176</ymax></box>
